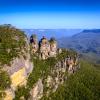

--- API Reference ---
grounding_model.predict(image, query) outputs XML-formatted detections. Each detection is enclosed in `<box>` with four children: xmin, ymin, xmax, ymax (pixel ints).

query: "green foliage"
<box><xmin>57</xmin><ymin>49</ymin><xmax>77</xmax><ymax>61</ymax></box>
<box><xmin>0</xmin><ymin>70</ymin><xmax>11</xmax><ymax>90</ymax></box>
<box><xmin>0</xmin><ymin>91</ymin><xmax>6</xmax><ymax>99</ymax></box>
<box><xmin>27</xmin><ymin>57</ymin><xmax>57</xmax><ymax>89</ymax></box>
<box><xmin>0</xmin><ymin>70</ymin><xmax>11</xmax><ymax>98</ymax></box>
<box><xmin>0</xmin><ymin>24</ymin><xmax>26</xmax><ymax>65</ymax></box>
<box><xmin>43</xmin><ymin>60</ymin><xmax>100</xmax><ymax>100</ymax></box>
<box><xmin>14</xmin><ymin>86</ymin><xmax>30</xmax><ymax>100</ymax></box>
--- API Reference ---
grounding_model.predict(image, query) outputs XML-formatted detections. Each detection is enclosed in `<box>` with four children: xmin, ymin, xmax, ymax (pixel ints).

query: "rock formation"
<box><xmin>30</xmin><ymin>55</ymin><xmax>79</xmax><ymax>100</ymax></box>
<box><xmin>49</xmin><ymin>37</ymin><xmax>57</xmax><ymax>57</ymax></box>
<box><xmin>39</xmin><ymin>36</ymin><xmax>51</xmax><ymax>59</ymax></box>
<box><xmin>29</xmin><ymin>36</ymin><xmax>79</xmax><ymax>99</ymax></box>
<box><xmin>30</xmin><ymin>79</ymin><xmax>43</xmax><ymax>100</ymax></box>
<box><xmin>30</xmin><ymin>35</ymin><xmax>57</xmax><ymax>59</ymax></box>
<box><xmin>30</xmin><ymin>34</ymin><xmax>38</xmax><ymax>53</ymax></box>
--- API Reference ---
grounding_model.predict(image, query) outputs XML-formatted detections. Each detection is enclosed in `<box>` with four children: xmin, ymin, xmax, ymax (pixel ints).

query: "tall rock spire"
<box><xmin>30</xmin><ymin>34</ymin><xmax>38</xmax><ymax>53</ymax></box>
<box><xmin>49</xmin><ymin>37</ymin><xmax>57</xmax><ymax>57</ymax></box>
<box><xmin>30</xmin><ymin>35</ymin><xmax>57</xmax><ymax>60</ymax></box>
<box><xmin>39</xmin><ymin>36</ymin><xmax>50</xmax><ymax>59</ymax></box>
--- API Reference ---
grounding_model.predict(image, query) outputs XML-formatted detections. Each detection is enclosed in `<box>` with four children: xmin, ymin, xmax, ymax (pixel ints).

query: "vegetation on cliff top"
<box><xmin>0</xmin><ymin>70</ymin><xmax>11</xmax><ymax>90</ymax></box>
<box><xmin>0</xmin><ymin>24</ymin><xmax>27</xmax><ymax>98</ymax></box>
<box><xmin>0</xmin><ymin>24</ymin><xmax>26</xmax><ymax>65</ymax></box>
<box><xmin>0</xmin><ymin>70</ymin><xmax>11</xmax><ymax>98</ymax></box>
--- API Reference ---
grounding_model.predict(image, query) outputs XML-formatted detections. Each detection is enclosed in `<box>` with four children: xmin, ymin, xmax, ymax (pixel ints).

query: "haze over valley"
<box><xmin>24</xmin><ymin>28</ymin><xmax>100</xmax><ymax>64</ymax></box>
<box><xmin>23</xmin><ymin>29</ymin><xmax>82</xmax><ymax>39</ymax></box>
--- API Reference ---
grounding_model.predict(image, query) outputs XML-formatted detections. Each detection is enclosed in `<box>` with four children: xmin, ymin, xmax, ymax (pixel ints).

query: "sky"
<box><xmin>0</xmin><ymin>0</ymin><xmax>100</xmax><ymax>29</ymax></box>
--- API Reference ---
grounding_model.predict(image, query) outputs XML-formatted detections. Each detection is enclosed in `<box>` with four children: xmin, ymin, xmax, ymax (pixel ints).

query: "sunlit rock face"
<box><xmin>4</xmin><ymin>89</ymin><xmax>15</xmax><ymax>100</ymax></box>
<box><xmin>49</xmin><ymin>38</ymin><xmax>57</xmax><ymax>57</ymax></box>
<box><xmin>39</xmin><ymin>36</ymin><xmax>50</xmax><ymax>59</ymax></box>
<box><xmin>30</xmin><ymin>79</ymin><xmax>43</xmax><ymax>100</ymax></box>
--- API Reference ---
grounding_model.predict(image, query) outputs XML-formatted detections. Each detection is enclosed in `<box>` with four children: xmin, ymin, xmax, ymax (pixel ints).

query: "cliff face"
<box><xmin>4</xmin><ymin>38</ymin><xmax>33</xmax><ymax>100</ymax></box>
<box><xmin>30</xmin><ymin>79</ymin><xmax>43</xmax><ymax>100</ymax></box>
<box><xmin>12</xmin><ymin>38</ymin><xmax>78</xmax><ymax>100</ymax></box>
<box><xmin>3</xmin><ymin>36</ymin><xmax>33</xmax><ymax>88</ymax></box>
<box><xmin>0</xmin><ymin>25</ymin><xmax>33</xmax><ymax>100</ymax></box>
<box><xmin>28</xmin><ymin>42</ymin><xmax>79</xmax><ymax>100</ymax></box>
<box><xmin>30</xmin><ymin>55</ymin><xmax>79</xmax><ymax>100</ymax></box>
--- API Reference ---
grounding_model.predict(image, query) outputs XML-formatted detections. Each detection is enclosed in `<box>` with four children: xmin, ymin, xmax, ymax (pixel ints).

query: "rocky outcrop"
<box><xmin>30</xmin><ymin>79</ymin><xmax>43</xmax><ymax>100</ymax></box>
<box><xmin>4</xmin><ymin>89</ymin><xmax>15</xmax><ymax>100</ymax></box>
<box><xmin>49</xmin><ymin>37</ymin><xmax>57</xmax><ymax>57</ymax></box>
<box><xmin>29</xmin><ymin>35</ymin><xmax>79</xmax><ymax>100</ymax></box>
<box><xmin>39</xmin><ymin>36</ymin><xmax>51</xmax><ymax>59</ymax></box>
<box><xmin>30</xmin><ymin>35</ymin><xmax>57</xmax><ymax>60</ymax></box>
<box><xmin>30</xmin><ymin>34</ymin><xmax>38</xmax><ymax>53</ymax></box>
<box><xmin>43</xmin><ymin>57</ymin><xmax>79</xmax><ymax>95</ymax></box>
<box><xmin>30</xmin><ymin>56</ymin><xmax>79</xmax><ymax>100</ymax></box>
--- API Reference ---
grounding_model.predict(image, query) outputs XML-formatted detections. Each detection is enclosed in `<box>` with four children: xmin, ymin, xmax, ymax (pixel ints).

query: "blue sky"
<box><xmin>0</xmin><ymin>0</ymin><xmax>100</xmax><ymax>29</ymax></box>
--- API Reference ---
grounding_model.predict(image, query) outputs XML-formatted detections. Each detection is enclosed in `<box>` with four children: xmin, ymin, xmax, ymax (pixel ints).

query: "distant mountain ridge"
<box><xmin>23</xmin><ymin>29</ymin><xmax>82</xmax><ymax>39</ymax></box>
<box><xmin>83</xmin><ymin>29</ymin><xmax>100</xmax><ymax>33</ymax></box>
<box><xmin>58</xmin><ymin>29</ymin><xmax>100</xmax><ymax>64</ymax></box>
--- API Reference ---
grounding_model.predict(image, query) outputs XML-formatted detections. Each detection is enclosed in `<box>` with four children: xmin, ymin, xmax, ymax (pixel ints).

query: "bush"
<box><xmin>14</xmin><ymin>86</ymin><xmax>30</xmax><ymax>100</ymax></box>
<box><xmin>0</xmin><ymin>70</ymin><xmax>11</xmax><ymax>90</ymax></box>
